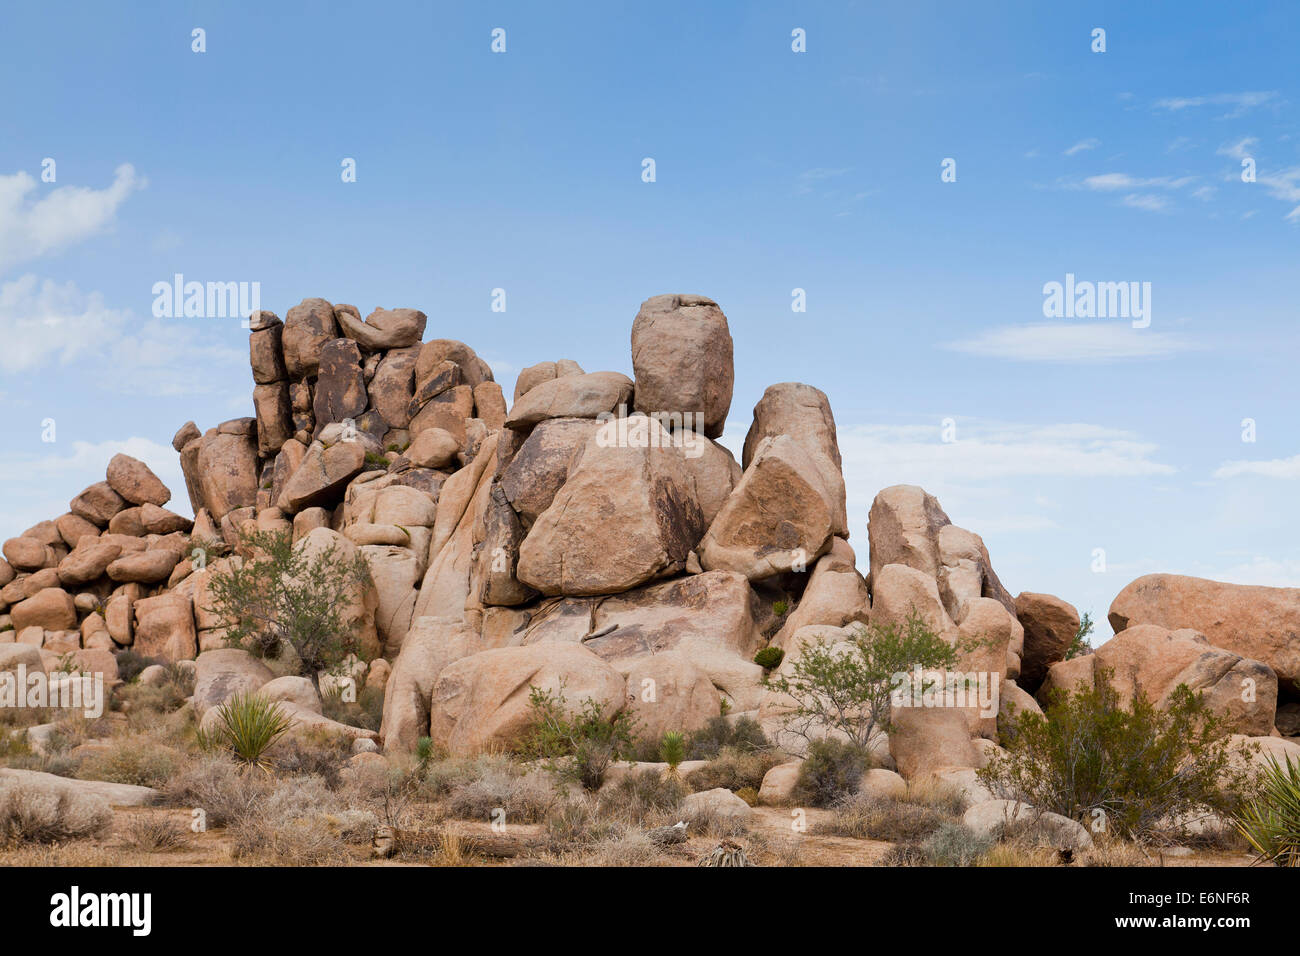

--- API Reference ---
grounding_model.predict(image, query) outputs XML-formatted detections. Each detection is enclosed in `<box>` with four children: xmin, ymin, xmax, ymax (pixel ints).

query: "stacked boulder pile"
<box><xmin>3</xmin><ymin>292</ymin><xmax>1298</xmax><ymax>786</ymax></box>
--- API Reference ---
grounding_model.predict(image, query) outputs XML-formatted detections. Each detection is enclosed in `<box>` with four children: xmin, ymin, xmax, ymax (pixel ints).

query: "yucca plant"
<box><xmin>659</xmin><ymin>731</ymin><xmax>686</xmax><ymax>779</ymax></box>
<box><xmin>1235</xmin><ymin>756</ymin><xmax>1300</xmax><ymax>866</ymax></box>
<box><xmin>207</xmin><ymin>692</ymin><xmax>292</xmax><ymax>770</ymax></box>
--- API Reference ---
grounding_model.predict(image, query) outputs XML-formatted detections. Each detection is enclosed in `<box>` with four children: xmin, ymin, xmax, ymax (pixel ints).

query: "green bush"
<box><xmin>1235</xmin><ymin>756</ymin><xmax>1300</xmax><ymax>866</ymax></box>
<box><xmin>753</xmin><ymin>647</ymin><xmax>784</xmax><ymax>670</ymax></box>
<box><xmin>978</xmin><ymin>668</ymin><xmax>1250</xmax><ymax>843</ymax></box>
<box><xmin>114</xmin><ymin>649</ymin><xmax>160</xmax><ymax>685</ymax></box>
<box><xmin>522</xmin><ymin>684</ymin><xmax>638</xmax><ymax>791</ymax></box>
<box><xmin>658</xmin><ymin>731</ymin><xmax>686</xmax><ymax>773</ymax></box>
<box><xmin>764</xmin><ymin>611</ymin><xmax>963</xmax><ymax>750</ymax></box>
<box><xmin>686</xmin><ymin>715</ymin><xmax>769</xmax><ymax>760</ymax></box>
<box><xmin>792</xmin><ymin>738</ymin><xmax>872</xmax><ymax>807</ymax></box>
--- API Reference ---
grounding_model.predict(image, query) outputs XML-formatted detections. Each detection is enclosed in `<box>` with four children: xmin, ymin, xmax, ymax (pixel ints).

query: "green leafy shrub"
<box><xmin>203</xmin><ymin>528</ymin><xmax>373</xmax><ymax>692</ymax></box>
<box><xmin>978</xmin><ymin>669</ymin><xmax>1250</xmax><ymax>843</ymax></box>
<box><xmin>202</xmin><ymin>692</ymin><xmax>292</xmax><ymax>769</ymax></box>
<box><xmin>753</xmin><ymin>647</ymin><xmax>784</xmax><ymax>670</ymax></box>
<box><xmin>792</xmin><ymin>738</ymin><xmax>872</xmax><ymax>807</ymax></box>
<box><xmin>764</xmin><ymin>611</ymin><xmax>963</xmax><ymax>749</ymax></box>
<box><xmin>1234</xmin><ymin>756</ymin><xmax>1300</xmax><ymax>866</ymax></box>
<box><xmin>522</xmin><ymin>684</ymin><xmax>638</xmax><ymax>791</ymax></box>
<box><xmin>772</xmin><ymin>600</ymin><xmax>789</xmax><ymax>617</ymax></box>
<box><xmin>686</xmin><ymin>715</ymin><xmax>769</xmax><ymax>760</ymax></box>
<box><xmin>1064</xmin><ymin>611</ymin><xmax>1095</xmax><ymax>660</ymax></box>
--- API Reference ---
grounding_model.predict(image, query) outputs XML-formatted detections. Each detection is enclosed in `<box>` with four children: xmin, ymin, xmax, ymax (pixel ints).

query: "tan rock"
<box><xmin>106</xmin><ymin>550</ymin><xmax>180</xmax><ymax>584</ymax></box>
<box><xmin>504</xmin><ymin>371</ymin><xmax>633</xmax><ymax>429</ymax></box>
<box><xmin>197</xmin><ymin>429</ymin><xmax>259</xmax><ymax>520</ymax></box>
<box><xmin>380</xmin><ymin>617</ymin><xmax>481</xmax><ymax>752</ymax></box>
<box><xmin>1110</xmin><ymin>573</ymin><xmax>1300</xmax><ymax>686</ymax></box>
<box><xmin>1015</xmin><ymin>591</ymin><xmax>1080</xmax><ymax>690</ymax></box>
<box><xmin>133</xmin><ymin>592</ymin><xmax>197</xmax><ymax>662</ymax></box>
<box><xmin>69</xmin><ymin>481</ymin><xmax>127</xmax><ymax>527</ymax></box>
<box><xmin>105</xmin><ymin>454</ymin><xmax>170</xmax><ymax>506</ymax></box>
<box><xmin>313</xmin><ymin>338</ymin><xmax>368</xmax><ymax>431</ymax></box>
<box><xmin>517</xmin><ymin>416</ymin><xmax>704</xmax><ymax>596</ymax></box>
<box><xmin>276</xmin><ymin>440</ymin><xmax>366</xmax><ymax>514</ymax></box>
<box><xmin>405</xmin><ymin>426</ymin><xmax>460</xmax><ymax>469</ymax></box>
<box><xmin>630</xmin><ymin>293</ymin><xmax>734</xmax><ymax>439</ymax></box>
<box><xmin>281</xmin><ymin>297</ymin><xmax>339</xmax><ymax>378</ymax></box>
<box><xmin>337</xmin><ymin>306</ymin><xmax>426</xmax><ymax>351</ymax></box>
<box><xmin>56</xmin><ymin>541</ymin><xmax>122</xmax><ymax>587</ymax></box>
<box><xmin>10</xmin><ymin>588</ymin><xmax>77</xmax><ymax>632</ymax></box>
<box><xmin>3</xmin><ymin>537</ymin><xmax>53</xmax><ymax>571</ymax></box>
<box><xmin>249</xmin><ymin>321</ymin><xmax>287</xmax><ymax>384</ymax></box>
<box><xmin>54</xmin><ymin>513</ymin><xmax>100</xmax><ymax>548</ymax></box>
<box><xmin>869</xmin><ymin>563</ymin><xmax>954</xmax><ymax>636</ymax></box>
<box><xmin>192</xmin><ymin>648</ymin><xmax>275</xmax><ymax>716</ymax></box>
<box><xmin>620</xmin><ymin>650</ymin><xmax>720</xmax><ymax>740</ymax></box>
<box><xmin>498</xmin><ymin>417</ymin><xmax>602</xmax><ymax>527</ymax></box>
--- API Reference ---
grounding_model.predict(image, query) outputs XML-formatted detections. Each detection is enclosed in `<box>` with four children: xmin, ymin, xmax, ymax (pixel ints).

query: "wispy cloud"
<box><xmin>1217</xmin><ymin>137</ymin><xmax>1259</xmax><ymax>160</ymax></box>
<box><xmin>1153</xmin><ymin>91</ymin><xmax>1278</xmax><ymax>118</ymax></box>
<box><xmin>1063</xmin><ymin>138</ymin><xmax>1100</xmax><ymax>156</ymax></box>
<box><xmin>795</xmin><ymin>167</ymin><xmax>850</xmax><ymax>195</ymax></box>
<box><xmin>0</xmin><ymin>165</ymin><xmax>144</xmax><ymax>274</ymax></box>
<box><xmin>1122</xmin><ymin>193</ymin><xmax>1172</xmax><ymax>212</ymax></box>
<box><xmin>1081</xmin><ymin>173</ymin><xmax>1196</xmax><ymax>191</ymax></box>
<box><xmin>1214</xmin><ymin>454</ymin><xmax>1300</xmax><ymax>480</ymax></box>
<box><xmin>943</xmin><ymin>323</ymin><xmax>1199</xmax><ymax>362</ymax></box>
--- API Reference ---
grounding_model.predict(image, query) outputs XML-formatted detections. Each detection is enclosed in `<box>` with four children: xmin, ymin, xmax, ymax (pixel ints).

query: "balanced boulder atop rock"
<box><xmin>630</xmin><ymin>293</ymin><xmax>734</xmax><ymax>439</ymax></box>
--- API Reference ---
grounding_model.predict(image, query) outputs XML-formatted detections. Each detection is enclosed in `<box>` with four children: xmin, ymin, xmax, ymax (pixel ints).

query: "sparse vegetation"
<box><xmin>1234</xmin><ymin>755</ymin><xmax>1300</xmax><ymax>866</ymax></box>
<box><xmin>792</xmin><ymin>738</ymin><xmax>872</xmax><ymax>807</ymax></box>
<box><xmin>1064</xmin><ymin>611</ymin><xmax>1095</xmax><ymax>660</ymax></box>
<box><xmin>753</xmin><ymin>646</ymin><xmax>784</xmax><ymax>670</ymax></box>
<box><xmin>199</xmin><ymin>692</ymin><xmax>292</xmax><ymax>770</ymax></box>
<box><xmin>521</xmin><ymin>684</ymin><xmax>638</xmax><ymax>791</ymax></box>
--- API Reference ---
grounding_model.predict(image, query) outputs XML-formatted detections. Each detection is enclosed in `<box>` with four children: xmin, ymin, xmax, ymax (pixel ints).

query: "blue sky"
<box><xmin>1</xmin><ymin>1</ymin><xmax>1298</xmax><ymax>636</ymax></box>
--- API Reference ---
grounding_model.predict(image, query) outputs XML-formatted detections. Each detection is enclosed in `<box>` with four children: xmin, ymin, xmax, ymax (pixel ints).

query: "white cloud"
<box><xmin>1153</xmin><ymin>91</ymin><xmax>1278</xmax><ymax>118</ymax></box>
<box><xmin>1213</xmin><ymin>454</ymin><xmax>1300</xmax><ymax>480</ymax></box>
<box><xmin>0</xmin><ymin>165</ymin><xmax>143</xmax><ymax>273</ymax></box>
<box><xmin>1122</xmin><ymin>193</ymin><xmax>1171</xmax><ymax>212</ymax></box>
<box><xmin>795</xmin><ymin>167</ymin><xmax>850</xmax><ymax>194</ymax></box>
<box><xmin>0</xmin><ymin>437</ymin><xmax>189</xmax><ymax>541</ymax></box>
<box><xmin>1063</xmin><ymin>138</ymin><xmax>1100</xmax><ymax>156</ymax></box>
<box><xmin>1256</xmin><ymin>166</ymin><xmax>1300</xmax><ymax>222</ymax></box>
<box><xmin>0</xmin><ymin>274</ymin><xmax>243</xmax><ymax>387</ymax></box>
<box><xmin>1197</xmin><ymin>557</ymin><xmax>1300</xmax><ymax>589</ymax></box>
<box><xmin>1081</xmin><ymin>173</ymin><xmax>1195</xmax><ymax>191</ymax></box>
<box><xmin>1217</xmin><ymin>137</ymin><xmax>1259</xmax><ymax>160</ymax></box>
<box><xmin>943</xmin><ymin>323</ymin><xmax>1199</xmax><ymax>361</ymax></box>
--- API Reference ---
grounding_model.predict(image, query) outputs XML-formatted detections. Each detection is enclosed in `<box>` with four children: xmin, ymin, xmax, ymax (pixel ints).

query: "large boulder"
<box><xmin>698</xmin><ymin>434</ymin><xmax>837</xmax><ymax>580</ymax></box>
<box><xmin>313</xmin><ymin>338</ymin><xmax>368</xmax><ymax>430</ymax></box>
<box><xmin>619</xmin><ymin>650</ymin><xmax>720</xmax><ymax>740</ymax></box>
<box><xmin>281</xmin><ymin>297</ymin><xmax>340</xmax><ymax>378</ymax></box>
<box><xmin>10</xmin><ymin>588</ymin><xmax>77</xmax><ymax>632</ymax></box>
<box><xmin>741</xmin><ymin>382</ymin><xmax>847</xmax><ymax>536</ymax></box>
<box><xmin>276</xmin><ymin>440</ymin><xmax>366</xmax><ymax>514</ymax></box>
<box><xmin>867</xmin><ymin>484</ymin><xmax>950</xmax><ymax>582</ymax></box>
<box><xmin>56</xmin><ymin>541</ymin><xmax>122</xmax><ymax>587</ymax></box>
<box><xmin>380</xmin><ymin>616</ymin><xmax>481</xmax><ymax>752</ymax></box>
<box><xmin>1109</xmin><ymin>573</ymin><xmax>1300</xmax><ymax>687</ymax></box>
<box><xmin>336</xmin><ymin>307</ymin><xmax>426</xmax><ymax>351</ymax></box>
<box><xmin>132</xmin><ymin>592</ymin><xmax>198</xmax><ymax>662</ymax></box>
<box><xmin>360</xmin><ymin>545</ymin><xmax>420</xmax><ymax>656</ymax></box>
<box><xmin>516</xmin><ymin>416</ymin><xmax>705</xmax><ymax>596</ymax></box>
<box><xmin>962</xmin><ymin>799</ymin><xmax>1093</xmax><ymax>850</ymax></box>
<box><xmin>1015</xmin><ymin>592</ymin><xmax>1080</xmax><ymax>691</ymax></box>
<box><xmin>1093</xmin><ymin>624</ymin><xmax>1276</xmax><ymax>736</ymax></box>
<box><xmin>192</xmin><ymin>648</ymin><xmax>275</xmax><ymax>717</ymax></box>
<box><xmin>197</xmin><ymin>429</ymin><xmax>259</xmax><ymax>520</ymax></box>
<box><xmin>253</xmin><ymin>382</ymin><xmax>293</xmax><ymax>457</ymax></box>
<box><xmin>771</xmin><ymin>537</ymin><xmax>870</xmax><ymax>650</ymax></box>
<box><xmin>869</xmin><ymin>563</ymin><xmax>954</xmax><ymax>636</ymax></box>
<box><xmin>504</xmin><ymin>371</ymin><xmax>634</xmax><ymax>429</ymax></box>
<box><xmin>368</xmin><ymin>346</ymin><xmax>420</xmax><ymax>429</ymax></box>
<box><xmin>106</xmin><ymin>549</ymin><xmax>180</xmax><ymax>584</ymax></box>
<box><xmin>69</xmin><ymin>481</ymin><xmax>127</xmax><ymax>527</ymax></box>
<box><xmin>105</xmin><ymin>454</ymin><xmax>171</xmax><ymax>507</ymax></box>
<box><xmin>429</xmin><ymin>643</ymin><xmax>625</xmax><ymax>755</ymax></box>
<box><xmin>630</xmin><ymin>293</ymin><xmax>734</xmax><ymax>439</ymax></box>
<box><xmin>498</xmin><ymin>418</ymin><xmax>602</xmax><ymax>527</ymax></box>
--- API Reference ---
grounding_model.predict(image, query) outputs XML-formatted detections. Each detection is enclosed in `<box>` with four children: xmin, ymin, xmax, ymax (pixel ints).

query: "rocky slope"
<box><xmin>2</xmin><ymin>293</ymin><xmax>1296</xmax><ymax>781</ymax></box>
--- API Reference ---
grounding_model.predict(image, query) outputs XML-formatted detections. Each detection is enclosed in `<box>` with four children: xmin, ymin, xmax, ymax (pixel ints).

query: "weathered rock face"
<box><xmin>697</xmin><ymin>434</ymin><xmax>837</xmax><ymax>581</ymax></box>
<box><xmin>1109</xmin><ymin>573</ymin><xmax>1300</xmax><ymax>687</ymax></box>
<box><xmin>504</xmin><ymin>371</ymin><xmax>634</xmax><ymax>429</ymax></box>
<box><xmin>281</xmin><ymin>297</ymin><xmax>339</xmax><ymax>378</ymax></box>
<box><xmin>11</xmin><ymin>588</ymin><xmax>77</xmax><ymax>632</ymax></box>
<box><xmin>1093</xmin><ymin>624</ymin><xmax>1277</xmax><ymax>736</ymax></box>
<box><xmin>313</xmin><ymin>338</ymin><xmax>368</xmax><ymax>433</ymax></box>
<box><xmin>105</xmin><ymin>454</ymin><xmax>171</xmax><ymax>507</ymax></box>
<box><xmin>336</xmin><ymin>307</ymin><xmax>426</xmax><ymax>351</ymax></box>
<box><xmin>770</xmin><ymin>537</ymin><xmax>870</xmax><ymax>651</ymax></box>
<box><xmin>1015</xmin><ymin>591</ymin><xmax>1080</xmax><ymax>692</ymax></box>
<box><xmin>429</xmin><ymin>643</ymin><xmax>625</xmax><ymax>755</ymax></box>
<box><xmin>197</xmin><ymin>429</ymin><xmax>259</xmax><ymax>520</ymax></box>
<box><xmin>368</xmin><ymin>346</ymin><xmax>420</xmax><ymax>429</ymax></box>
<box><xmin>132</xmin><ymin>592</ymin><xmax>198</xmax><ymax>662</ymax></box>
<box><xmin>498</xmin><ymin>418</ymin><xmax>601</xmax><ymax>527</ymax></box>
<box><xmin>69</xmin><ymin>481</ymin><xmax>126</xmax><ymax>527</ymax></box>
<box><xmin>867</xmin><ymin>485</ymin><xmax>952</xmax><ymax>583</ymax></box>
<box><xmin>276</xmin><ymin>440</ymin><xmax>366</xmax><ymax>514</ymax></box>
<box><xmin>516</xmin><ymin>416</ymin><xmax>705</xmax><ymax>596</ymax></box>
<box><xmin>192</xmin><ymin>648</ymin><xmax>275</xmax><ymax>717</ymax></box>
<box><xmin>630</xmin><ymin>293</ymin><xmax>734</xmax><ymax>439</ymax></box>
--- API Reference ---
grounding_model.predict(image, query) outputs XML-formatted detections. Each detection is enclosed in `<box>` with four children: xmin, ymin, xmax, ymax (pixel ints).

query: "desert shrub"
<box><xmin>682</xmin><ymin>803</ymin><xmax>750</xmax><ymax>838</ymax></box>
<box><xmin>77</xmin><ymin>737</ymin><xmax>183</xmax><ymax>789</ymax></box>
<box><xmin>272</xmin><ymin>734</ymin><xmax>352</xmax><ymax>789</ymax></box>
<box><xmin>163</xmin><ymin>754</ymin><xmax>271</xmax><ymax>827</ymax></box>
<box><xmin>418</xmin><ymin>753</ymin><xmax>512</xmax><ymax>797</ymax></box>
<box><xmin>321</xmin><ymin>684</ymin><xmax>384</xmax><ymax>731</ymax></box>
<box><xmin>521</xmin><ymin>684</ymin><xmax>638</xmax><ymax>791</ymax></box>
<box><xmin>122</xmin><ymin>815</ymin><xmax>189</xmax><ymax>852</ymax></box>
<box><xmin>543</xmin><ymin>798</ymin><xmax>618</xmax><ymax>849</ymax></box>
<box><xmin>975</xmin><ymin>843</ymin><xmax>1057</xmax><ymax>867</ymax></box>
<box><xmin>0</xmin><ymin>727</ymin><xmax>33</xmax><ymax>760</ymax></box>
<box><xmin>447</xmin><ymin>766</ymin><xmax>557</xmax><ymax>824</ymax></box>
<box><xmin>816</xmin><ymin>793</ymin><xmax>954</xmax><ymax>842</ymax></box>
<box><xmin>201</xmin><ymin>691</ymin><xmax>291</xmax><ymax>769</ymax></box>
<box><xmin>227</xmin><ymin>774</ymin><xmax>370</xmax><ymax>865</ymax></box>
<box><xmin>1234</xmin><ymin>756</ymin><xmax>1300</xmax><ymax>866</ymax></box>
<box><xmin>685</xmin><ymin>715</ymin><xmax>769</xmax><ymax>760</ymax></box>
<box><xmin>597</xmin><ymin>769</ymin><xmax>686</xmax><ymax>825</ymax></box>
<box><xmin>753</xmin><ymin>647</ymin><xmax>784</xmax><ymax>670</ymax></box>
<box><xmin>0</xmin><ymin>782</ymin><xmax>112</xmax><ymax>844</ymax></box>
<box><xmin>885</xmin><ymin>822</ymin><xmax>992</xmax><ymax>867</ymax></box>
<box><xmin>584</xmin><ymin>827</ymin><xmax>666</xmax><ymax>867</ymax></box>
<box><xmin>772</xmin><ymin>599</ymin><xmax>789</xmax><ymax>617</ymax></box>
<box><xmin>685</xmin><ymin>746</ymin><xmax>782</xmax><ymax>793</ymax></box>
<box><xmin>792</xmin><ymin>738</ymin><xmax>872</xmax><ymax>807</ymax></box>
<box><xmin>1064</xmin><ymin>611</ymin><xmax>1095</xmax><ymax>660</ymax></box>
<box><xmin>735</xmin><ymin>786</ymin><xmax>759</xmax><ymax>806</ymax></box>
<box><xmin>764</xmin><ymin>612</ymin><xmax>963</xmax><ymax>749</ymax></box>
<box><xmin>203</xmin><ymin>527</ymin><xmax>373</xmax><ymax>691</ymax></box>
<box><xmin>979</xmin><ymin>670</ymin><xmax>1250</xmax><ymax>843</ymax></box>
<box><xmin>113</xmin><ymin>649</ymin><xmax>158</xmax><ymax>685</ymax></box>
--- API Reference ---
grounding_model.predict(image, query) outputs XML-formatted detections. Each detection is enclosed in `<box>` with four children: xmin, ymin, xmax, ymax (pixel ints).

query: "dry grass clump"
<box><xmin>745</xmin><ymin>831</ymin><xmax>806</xmax><ymax>866</ymax></box>
<box><xmin>226</xmin><ymin>774</ymin><xmax>374</xmax><ymax>865</ymax></box>
<box><xmin>77</xmin><ymin>736</ymin><xmax>185</xmax><ymax>789</ymax></box>
<box><xmin>975</xmin><ymin>843</ymin><xmax>1059</xmax><ymax>866</ymax></box>
<box><xmin>121</xmin><ymin>814</ymin><xmax>190</xmax><ymax>852</ymax></box>
<box><xmin>881</xmin><ymin>821</ymin><xmax>992</xmax><ymax>867</ymax></box>
<box><xmin>0</xmin><ymin>781</ymin><xmax>112</xmax><ymax>844</ymax></box>
<box><xmin>163</xmin><ymin>754</ymin><xmax>272</xmax><ymax>827</ymax></box>
<box><xmin>681</xmin><ymin>803</ymin><xmax>751</xmax><ymax>839</ymax></box>
<box><xmin>816</xmin><ymin>793</ymin><xmax>957</xmax><ymax>842</ymax></box>
<box><xmin>446</xmin><ymin>765</ymin><xmax>558</xmax><ymax>824</ymax></box>
<box><xmin>596</xmin><ymin>769</ymin><xmax>686</xmax><ymax>826</ymax></box>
